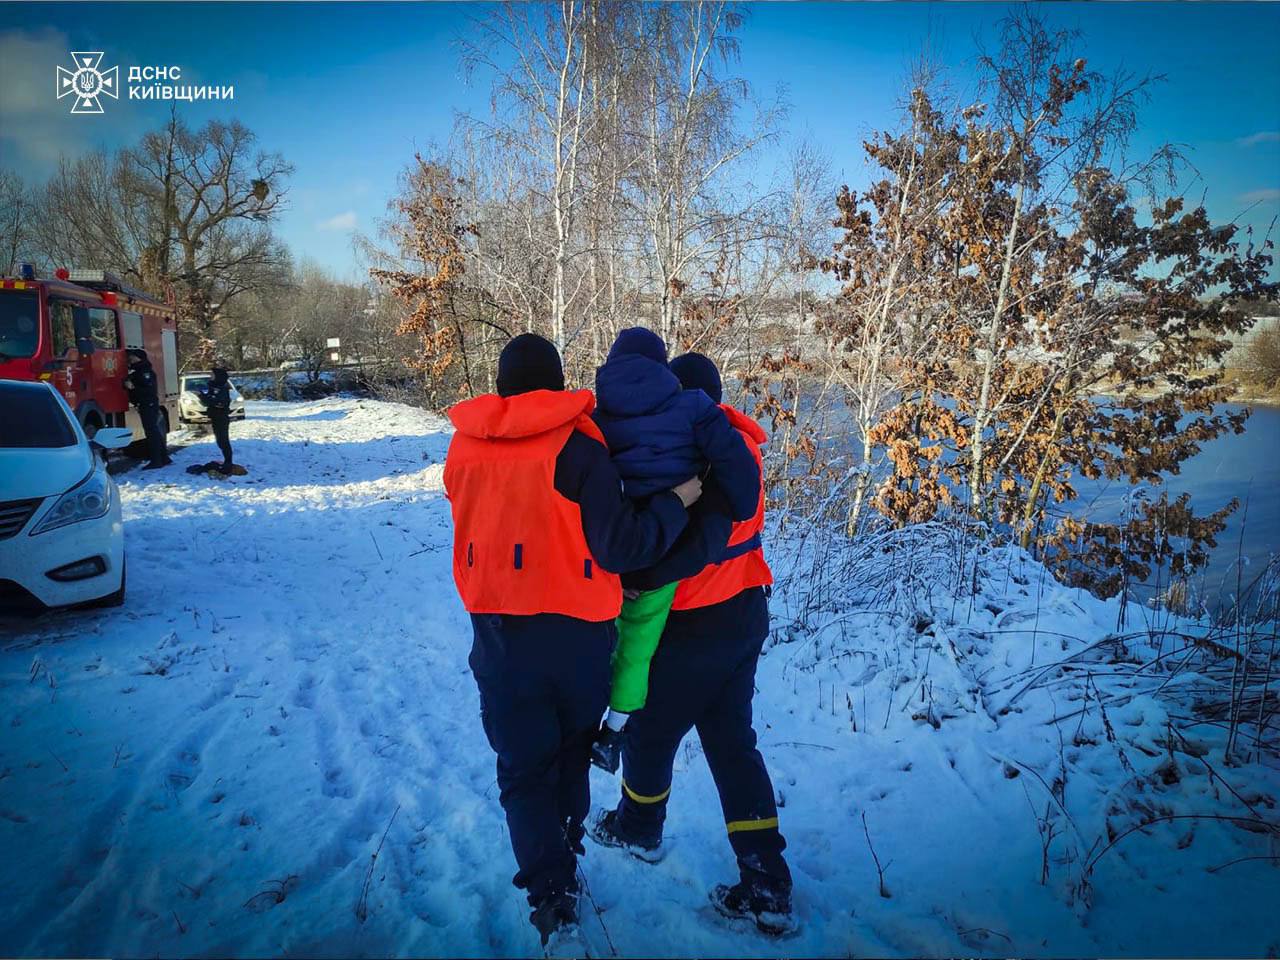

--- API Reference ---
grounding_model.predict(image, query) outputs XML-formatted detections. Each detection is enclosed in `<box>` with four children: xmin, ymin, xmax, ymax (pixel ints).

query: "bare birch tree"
<box><xmin>629</xmin><ymin>1</ymin><xmax>781</xmax><ymax>341</ymax></box>
<box><xmin>463</xmin><ymin>1</ymin><xmax>604</xmax><ymax>354</ymax></box>
<box><xmin>819</xmin><ymin>81</ymin><xmax>962</xmax><ymax>532</ymax></box>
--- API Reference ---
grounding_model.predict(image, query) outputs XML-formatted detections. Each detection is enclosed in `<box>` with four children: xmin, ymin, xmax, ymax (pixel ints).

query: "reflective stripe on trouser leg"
<box><xmin>616</xmin><ymin>733</ymin><xmax>676</xmax><ymax>845</ymax></box>
<box><xmin>726</xmin><ymin>816</ymin><xmax>780</xmax><ymax>834</ymax></box>
<box><xmin>622</xmin><ymin>779</ymin><xmax>671</xmax><ymax>805</ymax></box>
<box><xmin>615</xmin><ymin>778</ymin><xmax>670</xmax><ymax>849</ymax></box>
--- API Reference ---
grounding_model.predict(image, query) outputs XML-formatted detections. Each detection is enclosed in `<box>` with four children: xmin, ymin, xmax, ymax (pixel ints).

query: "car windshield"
<box><xmin>184</xmin><ymin>376</ymin><xmax>238</xmax><ymax>395</ymax></box>
<box><xmin>0</xmin><ymin>384</ymin><xmax>77</xmax><ymax>448</ymax></box>
<box><xmin>0</xmin><ymin>291</ymin><xmax>40</xmax><ymax>360</ymax></box>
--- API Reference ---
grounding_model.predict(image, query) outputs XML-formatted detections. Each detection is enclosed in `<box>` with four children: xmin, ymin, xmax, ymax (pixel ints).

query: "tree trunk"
<box><xmin>1019</xmin><ymin>406</ymin><xmax>1067</xmax><ymax>549</ymax></box>
<box><xmin>970</xmin><ymin>175</ymin><xmax>1026</xmax><ymax>519</ymax></box>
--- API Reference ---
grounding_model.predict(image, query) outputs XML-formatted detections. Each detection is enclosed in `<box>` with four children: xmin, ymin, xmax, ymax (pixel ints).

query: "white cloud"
<box><xmin>1</xmin><ymin>28</ymin><xmax>67</xmax><ymax>115</ymax></box>
<box><xmin>1240</xmin><ymin>188</ymin><xmax>1280</xmax><ymax>205</ymax></box>
<box><xmin>317</xmin><ymin>210</ymin><xmax>357</xmax><ymax>232</ymax></box>
<box><xmin>0</xmin><ymin>28</ymin><xmax>103</xmax><ymax>170</ymax></box>
<box><xmin>1237</xmin><ymin>131</ymin><xmax>1280</xmax><ymax>147</ymax></box>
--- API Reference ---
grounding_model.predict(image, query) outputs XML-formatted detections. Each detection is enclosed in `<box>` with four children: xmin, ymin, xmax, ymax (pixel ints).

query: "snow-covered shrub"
<box><xmin>765</xmin><ymin>513</ymin><xmax>1279</xmax><ymax>909</ymax></box>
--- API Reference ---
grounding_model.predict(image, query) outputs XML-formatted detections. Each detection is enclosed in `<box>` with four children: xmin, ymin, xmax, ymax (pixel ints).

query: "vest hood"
<box><xmin>448</xmin><ymin>388</ymin><xmax>596</xmax><ymax>440</ymax></box>
<box><xmin>720</xmin><ymin>404</ymin><xmax>768</xmax><ymax>445</ymax></box>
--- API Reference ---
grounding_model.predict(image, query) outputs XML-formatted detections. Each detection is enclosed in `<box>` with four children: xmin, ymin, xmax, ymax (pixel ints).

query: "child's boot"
<box><xmin>589</xmin><ymin>710</ymin><xmax>628</xmax><ymax>773</ymax></box>
<box><xmin>589</xmin><ymin>724</ymin><xmax>623</xmax><ymax>773</ymax></box>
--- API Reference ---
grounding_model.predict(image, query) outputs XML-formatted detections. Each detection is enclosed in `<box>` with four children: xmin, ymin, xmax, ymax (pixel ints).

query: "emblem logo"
<box><xmin>56</xmin><ymin>52</ymin><xmax>119</xmax><ymax>114</ymax></box>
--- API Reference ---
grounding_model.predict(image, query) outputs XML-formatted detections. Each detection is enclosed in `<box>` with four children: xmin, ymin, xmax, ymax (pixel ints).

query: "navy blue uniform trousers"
<box><xmin>210</xmin><ymin>410</ymin><xmax>233</xmax><ymax>466</ymax></box>
<box><xmin>139</xmin><ymin>402</ymin><xmax>167</xmax><ymax>465</ymax></box>
<box><xmin>469</xmin><ymin>612</ymin><xmax>614</xmax><ymax>905</ymax></box>
<box><xmin>615</xmin><ymin>585</ymin><xmax>791</xmax><ymax>891</ymax></box>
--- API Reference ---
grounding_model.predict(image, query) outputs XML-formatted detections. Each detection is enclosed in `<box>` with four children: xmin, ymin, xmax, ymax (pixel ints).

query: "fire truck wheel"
<box><xmin>160</xmin><ymin>408</ymin><xmax>172</xmax><ymax>436</ymax></box>
<box><xmin>82</xmin><ymin>415</ymin><xmax>102</xmax><ymax>439</ymax></box>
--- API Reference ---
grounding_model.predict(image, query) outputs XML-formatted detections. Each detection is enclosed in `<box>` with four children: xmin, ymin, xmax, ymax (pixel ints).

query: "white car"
<box><xmin>178</xmin><ymin>372</ymin><xmax>246</xmax><ymax>426</ymax></box>
<box><xmin>0</xmin><ymin>381</ymin><xmax>132</xmax><ymax>611</ymax></box>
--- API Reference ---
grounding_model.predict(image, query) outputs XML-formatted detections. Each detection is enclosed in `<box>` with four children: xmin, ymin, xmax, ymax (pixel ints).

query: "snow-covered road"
<box><xmin>2</xmin><ymin>398</ymin><xmax>1276</xmax><ymax>957</ymax></box>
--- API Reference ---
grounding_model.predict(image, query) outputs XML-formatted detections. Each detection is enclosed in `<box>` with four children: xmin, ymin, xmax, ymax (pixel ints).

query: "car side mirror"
<box><xmin>91</xmin><ymin>427</ymin><xmax>134</xmax><ymax>451</ymax></box>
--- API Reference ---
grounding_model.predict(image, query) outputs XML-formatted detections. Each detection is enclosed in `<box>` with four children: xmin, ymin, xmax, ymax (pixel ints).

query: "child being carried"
<box><xmin>589</xmin><ymin>327</ymin><xmax>760</xmax><ymax>772</ymax></box>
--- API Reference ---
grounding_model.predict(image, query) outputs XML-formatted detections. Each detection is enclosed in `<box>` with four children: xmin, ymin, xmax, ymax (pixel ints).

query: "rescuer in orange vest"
<box><xmin>586</xmin><ymin>351</ymin><xmax>794</xmax><ymax>937</ymax></box>
<box><xmin>443</xmin><ymin>333</ymin><xmax>702</xmax><ymax>948</ymax></box>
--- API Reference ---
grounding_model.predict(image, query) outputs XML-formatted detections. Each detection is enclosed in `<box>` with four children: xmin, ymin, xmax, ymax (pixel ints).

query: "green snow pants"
<box><xmin>609</xmin><ymin>582</ymin><xmax>678</xmax><ymax>713</ymax></box>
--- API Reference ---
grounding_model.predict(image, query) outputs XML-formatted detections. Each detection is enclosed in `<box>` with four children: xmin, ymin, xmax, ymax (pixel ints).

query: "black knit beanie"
<box><xmin>496</xmin><ymin>333</ymin><xmax>565</xmax><ymax>397</ymax></box>
<box><xmin>669</xmin><ymin>352</ymin><xmax>722</xmax><ymax>403</ymax></box>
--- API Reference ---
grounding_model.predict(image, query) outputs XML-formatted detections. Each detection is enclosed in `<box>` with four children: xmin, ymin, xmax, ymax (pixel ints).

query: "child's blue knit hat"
<box><xmin>608</xmin><ymin>327</ymin><xmax>668</xmax><ymax>364</ymax></box>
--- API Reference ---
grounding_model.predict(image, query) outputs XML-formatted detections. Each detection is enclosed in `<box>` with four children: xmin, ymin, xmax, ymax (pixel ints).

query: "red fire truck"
<box><xmin>0</xmin><ymin>266</ymin><xmax>179</xmax><ymax>439</ymax></box>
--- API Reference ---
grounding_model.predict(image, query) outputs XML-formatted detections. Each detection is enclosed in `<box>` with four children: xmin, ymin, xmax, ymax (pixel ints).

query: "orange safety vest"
<box><xmin>444</xmin><ymin>388</ymin><xmax>622</xmax><ymax>622</ymax></box>
<box><xmin>672</xmin><ymin>405</ymin><xmax>773</xmax><ymax>611</ymax></box>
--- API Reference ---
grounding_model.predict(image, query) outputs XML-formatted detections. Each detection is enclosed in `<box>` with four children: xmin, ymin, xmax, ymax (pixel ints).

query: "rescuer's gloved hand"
<box><xmin>672</xmin><ymin>475</ymin><xmax>702</xmax><ymax>507</ymax></box>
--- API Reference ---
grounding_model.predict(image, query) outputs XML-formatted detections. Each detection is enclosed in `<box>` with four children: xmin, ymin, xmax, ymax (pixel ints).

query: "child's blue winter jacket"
<box><xmin>593</xmin><ymin>328</ymin><xmax>759</xmax><ymax>521</ymax></box>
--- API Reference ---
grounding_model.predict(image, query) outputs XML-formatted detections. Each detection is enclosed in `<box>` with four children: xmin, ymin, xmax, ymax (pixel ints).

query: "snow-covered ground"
<box><xmin>1</xmin><ymin>397</ymin><xmax>1276</xmax><ymax>958</ymax></box>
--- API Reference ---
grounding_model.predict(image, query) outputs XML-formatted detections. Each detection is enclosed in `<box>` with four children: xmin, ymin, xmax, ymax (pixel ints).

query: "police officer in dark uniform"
<box><xmin>123</xmin><ymin>349</ymin><xmax>170</xmax><ymax>470</ymax></box>
<box><xmin>198</xmin><ymin>367</ymin><xmax>235</xmax><ymax>473</ymax></box>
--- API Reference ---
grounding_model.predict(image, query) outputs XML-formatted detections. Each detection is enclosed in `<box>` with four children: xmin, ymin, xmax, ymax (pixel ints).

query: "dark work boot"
<box><xmin>586</xmin><ymin>808</ymin><xmax>664</xmax><ymax>863</ymax></box>
<box><xmin>710</xmin><ymin>878</ymin><xmax>796</xmax><ymax>936</ymax></box>
<box><xmin>531</xmin><ymin>887</ymin><xmax>580</xmax><ymax>951</ymax></box>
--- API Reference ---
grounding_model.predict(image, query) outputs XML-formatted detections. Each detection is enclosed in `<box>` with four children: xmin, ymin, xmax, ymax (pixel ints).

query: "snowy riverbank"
<box><xmin>1</xmin><ymin>397</ymin><xmax>1276</xmax><ymax>958</ymax></box>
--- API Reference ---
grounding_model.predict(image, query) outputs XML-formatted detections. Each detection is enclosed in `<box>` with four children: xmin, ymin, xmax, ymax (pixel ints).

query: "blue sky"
<box><xmin>2</xmin><ymin>2</ymin><xmax>1278</xmax><ymax>281</ymax></box>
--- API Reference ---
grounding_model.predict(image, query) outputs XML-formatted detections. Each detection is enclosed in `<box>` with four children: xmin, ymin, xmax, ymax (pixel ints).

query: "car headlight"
<box><xmin>30</xmin><ymin>467</ymin><xmax>113</xmax><ymax>536</ymax></box>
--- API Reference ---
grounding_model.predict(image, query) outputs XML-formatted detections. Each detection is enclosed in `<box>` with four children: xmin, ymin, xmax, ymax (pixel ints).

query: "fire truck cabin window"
<box><xmin>0</xmin><ymin>290</ymin><xmax>40</xmax><ymax>359</ymax></box>
<box><xmin>49</xmin><ymin>299</ymin><xmax>76</xmax><ymax>358</ymax></box>
<box><xmin>88</xmin><ymin>308</ymin><xmax>119</xmax><ymax>350</ymax></box>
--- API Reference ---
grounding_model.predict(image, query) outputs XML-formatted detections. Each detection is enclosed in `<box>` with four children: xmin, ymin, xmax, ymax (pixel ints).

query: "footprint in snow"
<box><xmin>294</xmin><ymin>673</ymin><xmax>318</xmax><ymax>709</ymax></box>
<box><xmin>167</xmin><ymin>750</ymin><xmax>200</xmax><ymax>793</ymax></box>
<box><xmin>322</xmin><ymin>767</ymin><xmax>354</xmax><ymax>799</ymax></box>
